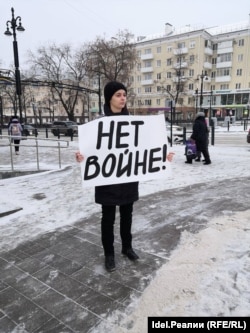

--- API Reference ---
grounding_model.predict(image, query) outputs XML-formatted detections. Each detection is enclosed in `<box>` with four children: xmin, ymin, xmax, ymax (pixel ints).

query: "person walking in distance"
<box><xmin>8</xmin><ymin>117</ymin><xmax>23</xmax><ymax>155</ymax></box>
<box><xmin>76</xmin><ymin>81</ymin><xmax>174</xmax><ymax>272</ymax></box>
<box><xmin>191</xmin><ymin>112</ymin><xmax>211</xmax><ymax>165</ymax></box>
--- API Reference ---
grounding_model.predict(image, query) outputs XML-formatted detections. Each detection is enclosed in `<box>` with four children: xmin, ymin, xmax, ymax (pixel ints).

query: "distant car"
<box><xmin>247</xmin><ymin>128</ymin><xmax>250</xmax><ymax>143</ymax></box>
<box><xmin>51</xmin><ymin>121</ymin><xmax>78</xmax><ymax>137</ymax></box>
<box><xmin>22</xmin><ymin>124</ymin><xmax>38</xmax><ymax>136</ymax></box>
<box><xmin>166</xmin><ymin>123</ymin><xmax>184</xmax><ymax>144</ymax></box>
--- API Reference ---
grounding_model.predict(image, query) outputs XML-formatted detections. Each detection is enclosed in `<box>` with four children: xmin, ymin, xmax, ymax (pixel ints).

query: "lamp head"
<box><xmin>17</xmin><ymin>22</ymin><xmax>25</xmax><ymax>32</ymax></box>
<box><xmin>4</xmin><ymin>28</ymin><xmax>12</xmax><ymax>36</ymax></box>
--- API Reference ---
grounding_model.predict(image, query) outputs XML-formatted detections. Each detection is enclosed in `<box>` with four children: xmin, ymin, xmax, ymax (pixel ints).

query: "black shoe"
<box><xmin>202</xmin><ymin>159</ymin><xmax>206</xmax><ymax>162</ymax></box>
<box><xmin>185</xmin><ymin>161</ymin><xmax>192</xmax><ymax>164</ymax></box>
<box><xmin>122</xmin><ymin>248</ymin><xmax>139</xmax><ymax>261</ymax></box>
<box><xmin>203</xmin><ymin>161</ymin><xmax>211</xmax><ymax>165</ymax></box>
<box><xmin>195</xmin><ymin>158</ymin><xmax>200</xmax><ymax>162</ymax></box>
<box><xmin>105</xmin><ymin>255</ymin><xmax>116</xmax><ymax>272</ymax></box>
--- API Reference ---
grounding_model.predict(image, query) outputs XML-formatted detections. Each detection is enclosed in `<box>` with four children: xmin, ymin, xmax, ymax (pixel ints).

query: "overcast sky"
<box><xmin>1</xmin><ymin>0</ymin><xmax>250</xmax><ymax>69</ymax></box>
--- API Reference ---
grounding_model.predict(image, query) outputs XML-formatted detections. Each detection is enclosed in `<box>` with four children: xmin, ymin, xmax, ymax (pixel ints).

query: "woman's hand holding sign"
<box><xmin>75</xmin><ymin>151</ymin><xmax>84</xmax><ymax>162</ymax></box>
<box><xmin>166</xmin><ymin>152</ymin><xmax>175</xmax><ymax>162</ymax></box>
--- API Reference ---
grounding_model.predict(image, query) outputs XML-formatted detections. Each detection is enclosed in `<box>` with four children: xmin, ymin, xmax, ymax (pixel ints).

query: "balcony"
<box><xmin>204</xmin><ymin>62</ymin><xmax>212</xmax><ymax>69</ymax></box>
<box><xmin>204</xmin><ymin>47</ymin><xmax>213</xmax><ymax>55</ymax></box>
<box><xmin>141</xmin><ymin>67</ymin><xmax>153</xmax><ymax>73</ymax></box>
<box><xmin>173</xmin><ymin>61</ymin><xmax>188</xmax><ymax>69</ymax></box>
<box><xmin>215</xmin><ymin>76</ymin><xmax>231</xmax><ymax>82</ymax></box>
<box><xmin>173</xmin><ymin>47</ymin><xmax>188</xmax><ymax>55</ymax></box>
<box><xmin>217</xmin><ymin>47</ymin><xmax>233</xmax><ymax>54</ymax></box>
<box><xmin>141</xmin><ymin>53</ymin><xmax>154</xmax><ymax>60</ymax></box>
<box><xmin>172</xmin><ymin>76</ymin><xmax>187</xmax><ymax>82</ymax></box>
<box><xmin>141</xmin><ymin>79</ymin><xmax>154</xmax><ymax>85</ymax></box>
<box><xmin>216</xmin><ymin>61</ymin><xmax>232</xmax><ymax>69</ymax></box>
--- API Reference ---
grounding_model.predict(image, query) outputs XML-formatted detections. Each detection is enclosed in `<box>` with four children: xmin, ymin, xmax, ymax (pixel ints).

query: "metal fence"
<box><xmin>0</xmin><ymin>135</ymin><xmax>69</xmax><ymax>171</ymax></box>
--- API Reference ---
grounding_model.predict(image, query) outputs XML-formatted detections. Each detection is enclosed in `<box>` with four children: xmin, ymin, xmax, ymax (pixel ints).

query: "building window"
<box><xmin>167</xmin><ymin>72</ymin><xmax>172</xmax><ymax>78</ymax></box>
<box><xmin>211</xmin><ymin>71</ymin><xmax>216</xmax><ymax>78</ymax></box>
<box><xmin>205</xmin><ymin>40</ymin><xmax>211</xmax><ymax>47</ymax></box>
<box><xmin>157</xmin><ymin>46</ymin><xmax>161</xmax><ymax>53</ymax></box>
<box><xmin>145</xmin><ymin>99</ymin><xmax>151</xmax><ymax>105</ymax></box>
<box><xmin>189</xmin><ymin>55</ymin><xmax>195</xmax><ymax>63</ymax></box>
<box><xmin>236</xmin><ymin>69</ymin><xmax>242</xmax><ymax>76</ymax></box>
<box><xmin>156</xmin><ymin>99</ymin><xmax>161</xmax><ymax>105</ymax></box>
<box><xmin>189</xmin><ymin>41</ymin><xmax>195</xmax><ymax>48</ymax></box>
<box><xmin>239</xmin><ymin>39</ymin><xmax>244</xmax><ymax>46</ymax></box>
<box><xmin>145</xmin><ymin>87</ymin><xmax>152</xmax><ymax>93</ymax></box>
<box><xmin>144</xmin><ymin>60</ymin><xmax>152</xmax><ymax>67</ymax></box>
<box><xmin>189</xmin><ymin>69</ymin><xmax>194</xmax><ymax>77</ymax></box>
<box><xmin>145</xmin><ymin>48</ymin><xmax>152</xmax><ymax>54</ymax></box>
<box><xmin>156</xmin><ymin>73</ymin><xmax>161</xmax><ymax>80</ymax></box>
<box><xmin>167</xmin><ymin>46</ymin><xmax>172</xmax><ymax>53</ymax></box>
<box><xmin>167</xmin><ymin>58</ymin><xmax>172</xmax><ymax>66</ymax></box>
<box><xmin>217</xmin><ymin>68</ymin><xmax>230</xmax><ymax>76</ymax></box>
<box><xmin>144</xmin><ymin>73</ymin><xmax>152</xmax><ymax>80</ymax></box>
<box><xmin>235</xmin><ymin>93</ymin><xmax>241</xmax><ymax>103</ymax></box>
<box><xmin>156</xmin><ymin>60</ymin><xmax>161</xmax><ymax>67</ymax></box>
<box><xmin>218</xmin><ymin>53</ymin><xmax>232</xmax><ymax>62</ymax></box>
<box><xmin>235</xmin><ymin>83</ymin><xmax>241</xmax><ymax>89</ymax></box>
<box><xmin>188</xmin><ymin>83</ymin><xmax>194</xmax><ymax>90</ymax></box>
<box><xmin>238</xmin><ymin>54</ymin><xmax>243</xmax><ymax>62</ymax></box>
<box><xmin>242</xmin><ymin>93</ymin><xmax>249</xmax><ymax>103</ymax></box>
<box><xmin>177</xmin><ymin>42</ymin><xmax>185</xmax><ymax>48</ymax></box>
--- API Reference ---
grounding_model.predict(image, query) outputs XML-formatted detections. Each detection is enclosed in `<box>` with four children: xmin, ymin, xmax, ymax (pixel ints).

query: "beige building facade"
<box><xmin>129</xmin><ymin>20</ymin><xmax>250</xmax><ymax>122</ymax></box>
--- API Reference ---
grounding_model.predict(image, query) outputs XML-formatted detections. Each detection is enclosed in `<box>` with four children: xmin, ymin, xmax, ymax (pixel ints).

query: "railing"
<box><xmin>0</xmin><ymin>135</ymin><xmax>69</xmax><ymax>171</ymax></box>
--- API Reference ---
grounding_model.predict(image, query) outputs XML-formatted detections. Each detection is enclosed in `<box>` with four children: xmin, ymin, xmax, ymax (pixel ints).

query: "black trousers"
<box><xmin>101</xmin><ymin>203</ymin><xmax>133</xmax><ymax>256</ymax></box>
<box><xmin>200</xmin><ymin>148</ymin><xmax>211</xmax><ymax>162</ymax></box>
<box><xmin>13</xmin><ymin>139</ymin><xmax>20</xmax><ymax>152</ymax></box>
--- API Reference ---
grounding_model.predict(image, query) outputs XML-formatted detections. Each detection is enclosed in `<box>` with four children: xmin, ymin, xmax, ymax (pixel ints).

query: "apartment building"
<box><xmin>1</xmin><ymin>19</ymin><xmax>250</xmax><ymax>125</ymax></box>
<box><xmin>130</xmin><ymin>20</ymin><xmax>250</xmax><ymax>122</ymax></box>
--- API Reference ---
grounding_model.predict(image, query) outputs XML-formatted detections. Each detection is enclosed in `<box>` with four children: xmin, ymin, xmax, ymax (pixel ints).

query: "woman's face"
<box><xmin>110</xmin><ymin>89</ymin><xmax>127</xmax><ymax>113</ymax></box>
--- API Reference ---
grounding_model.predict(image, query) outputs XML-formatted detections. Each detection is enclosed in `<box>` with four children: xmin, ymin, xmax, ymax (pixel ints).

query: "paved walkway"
<box><xmin>0</xmin><ymin>174</ymin><xmax>249</xmax><ymax>332</ymax></box>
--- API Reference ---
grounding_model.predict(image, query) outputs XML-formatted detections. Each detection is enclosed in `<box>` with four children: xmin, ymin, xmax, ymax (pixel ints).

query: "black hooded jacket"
<box><xmin>190</xmin><ymin>116</ymin><xmax>209</xmax><ymax>151</ymax></box>
<box><xmin>94</xmin><ymin>104</ymin><xmax>139</xmax><ymax>206</ymax></box>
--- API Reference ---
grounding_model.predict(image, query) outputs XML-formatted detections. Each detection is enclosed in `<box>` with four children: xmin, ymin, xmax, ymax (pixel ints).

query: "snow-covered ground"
<box><xmin>0</xmin><ymin>123</ymin><xmax>249</xmax><ymax>332</ymax></box>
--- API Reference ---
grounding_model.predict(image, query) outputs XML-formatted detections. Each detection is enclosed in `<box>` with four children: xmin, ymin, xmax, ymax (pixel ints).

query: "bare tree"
<box><xmin>157</xmin><ymin>48</ymin><xmax>195</xmax><ymax>122</ymax></box>
<box><xmin>86</xmin><ymin>30</ymin><xmax>138</xmax><ymax>88</ymax></box>
<box><xmin>27</xmin><ymin>43</ymin><xmax>90</xmax><ymax>121</ymax></box>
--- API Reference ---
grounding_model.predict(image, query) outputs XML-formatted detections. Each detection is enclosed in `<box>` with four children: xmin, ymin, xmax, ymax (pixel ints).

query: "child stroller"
<box><xmin>185</xmin><ymin>139</ymin><xmax>197</xmax><ymax>164</ymax></box>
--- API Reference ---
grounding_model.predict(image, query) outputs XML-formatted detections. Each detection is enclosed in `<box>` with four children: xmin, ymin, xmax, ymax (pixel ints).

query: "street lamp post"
<box><xmin>209</xmin><ymin>87</ymin><xmax>213</xmax><ymax>126</ymax></box>
<box><xmin>4</xmin><ymin>7</ymin><xmax>25</xmax><ymax>124</ymax></box>
<box><xmin>199</xmin><ymin>70</ymin><xmax>206</xmax><ymax>111</ymax></box>
<box><xmin>195</xmin><ymin>88</ymin><xmax>198</xmax><ymax>113</ymax></box>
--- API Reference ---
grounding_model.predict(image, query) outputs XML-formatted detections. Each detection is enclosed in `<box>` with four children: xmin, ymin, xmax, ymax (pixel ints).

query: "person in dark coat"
<box><xmin>76</xmin><ymin>81</ymin><xmax>139</xmax><ymax>272</ymax></box>
<box><xmin>191</xmin><ymin>112</ymin><xmax>211</xmax><ymax>165</ymax></box>
<box><xmin>76</xmin><ymin>81</ymin><xmax>174</xmax><ymax>272</ymax></box>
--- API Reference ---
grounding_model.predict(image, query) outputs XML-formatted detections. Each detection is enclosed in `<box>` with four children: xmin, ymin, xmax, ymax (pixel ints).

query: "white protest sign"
<box><xmin>78</xmin><ymin>114</ymin><xmax>171</xmax><ymax>187</ymax></box>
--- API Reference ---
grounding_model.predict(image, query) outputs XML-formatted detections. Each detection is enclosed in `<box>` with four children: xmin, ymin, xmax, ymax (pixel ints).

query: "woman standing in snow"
<box><xmin>76</xmin><ymin>81</ymin><xmax>174</xmax><ymax>272</ymax></box>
